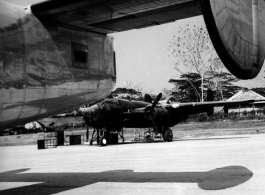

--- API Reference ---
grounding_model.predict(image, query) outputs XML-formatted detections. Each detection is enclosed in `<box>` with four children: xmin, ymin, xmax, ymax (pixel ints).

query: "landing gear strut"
<box><xmin>89</xmin><ymin>127</ymin><xmax>124</xmax><ymax>146</ymax></box>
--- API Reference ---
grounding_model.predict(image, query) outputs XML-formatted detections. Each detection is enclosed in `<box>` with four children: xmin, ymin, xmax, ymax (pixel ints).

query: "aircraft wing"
<box><xmin>30</xmin><ymin>0</ymin><xmax>202</xmax><ymax>34</ymax></box>
<box><xmin>164</xmin><ymin>99</ymin><xmax>256</xmax><ymax>110</ymax></box>
<box><xmin>30</xmin><ymin>0</ymin><xmax>265</xmax><ymax>80</ymax></box>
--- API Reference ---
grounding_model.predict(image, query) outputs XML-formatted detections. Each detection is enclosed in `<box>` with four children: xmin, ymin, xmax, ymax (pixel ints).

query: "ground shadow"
<box><xmin>90</xmin><ymin>136</ymin><xmax>250</xmax><ymax>147</ymax></box>
<box><xmin>0</xmin><ymin>166</ymin><xmax>253</xmax><ymax>194</ymax></box>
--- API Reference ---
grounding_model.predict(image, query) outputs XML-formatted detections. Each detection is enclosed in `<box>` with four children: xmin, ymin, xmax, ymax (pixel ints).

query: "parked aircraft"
<box><xmin>75</xmin><ymin>91</ymin><xmax>257</xmax><ymax>146</ymax></box>
<box><xmin>1</xmin><ymin>0</ymin><xmax>264</xmax><ymax>131</ymax></box>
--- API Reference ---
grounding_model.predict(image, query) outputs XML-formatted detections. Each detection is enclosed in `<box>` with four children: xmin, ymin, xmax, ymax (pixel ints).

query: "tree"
<box><xmin>124</xmin><ymin>80</ymin><xmax>144</xmax><ymax>94</ymax></box>
<box><xmin>205</xmin><ymin>72</ymin><xmax>241</xmax><ymax>100</ymax></box>
<box><xmin>168</xmin><ymin>24</ymin><xmax>223</xmax><ymax>101</ymax></box>
<box><xmin>251</xmin><ymin>88</ymin><xmax>265</xmax><ymax>97</ymax></box>
<box><xmin>169</xmin><ymin>73</ymin><xmax>201</xmax><ymax>102</ymax></box>
<box><xmin>168</xmin><ymin>72</ymin><xmax>242</xmax><ymax>102</ymax></box>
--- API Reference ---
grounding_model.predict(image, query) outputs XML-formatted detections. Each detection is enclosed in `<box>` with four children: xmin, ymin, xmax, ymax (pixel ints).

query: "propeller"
<box><xmin>151</xmin><ymin>93</ymin><xmax>162</xmax><ymax>109</ymax></box>
<box><xmin>145</xmin><ymin>93</ymin><xmax>162</xmax><ymax>114</ymax></box>
<box><xmin>145</xmin><ymin>93</ymin><xmax>162</xmax><ymax>135</ymax></box>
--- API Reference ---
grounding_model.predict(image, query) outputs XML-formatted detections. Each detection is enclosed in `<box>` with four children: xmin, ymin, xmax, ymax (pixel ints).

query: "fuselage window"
<box><xmin>72</xmin><ymin>42</ymin><xmax>88</xmax><ymax>69</ymax></box>
<box><xmin>74</xmin><ymin>50</ymin><xmax>87</xmax><ymax>63</ymax></box>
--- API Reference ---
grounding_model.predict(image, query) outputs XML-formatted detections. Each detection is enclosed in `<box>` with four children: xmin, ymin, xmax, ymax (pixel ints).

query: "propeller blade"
<box><xmin>149</xmin><ymin>117</ymin><xmax>158</xmax><ymax>135</ymax></box>
<box><xmin>152</xmin><ymin>93</ymin><xmax>162</xmax><ymax>108</ymax></box>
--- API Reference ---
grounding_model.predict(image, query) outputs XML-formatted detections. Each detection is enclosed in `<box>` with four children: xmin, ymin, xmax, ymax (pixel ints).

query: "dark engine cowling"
<box><xmin>145</xmin><ymin>106</ymin><xmax>179</xmax><ymax>127</ymax></box>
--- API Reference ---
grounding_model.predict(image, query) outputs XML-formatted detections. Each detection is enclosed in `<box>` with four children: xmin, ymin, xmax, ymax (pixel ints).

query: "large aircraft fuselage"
<box><xmin>0</xmin><ymin>1</ymin><xmax>116</xmax><ymax>130</ymax></box>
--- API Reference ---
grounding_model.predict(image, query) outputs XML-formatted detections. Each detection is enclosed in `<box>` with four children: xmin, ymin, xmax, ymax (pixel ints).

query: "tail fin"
<box><xmin>144</xmin><ymin>94</ymin><xmax>152</xmax><ymax>103</ymax></box>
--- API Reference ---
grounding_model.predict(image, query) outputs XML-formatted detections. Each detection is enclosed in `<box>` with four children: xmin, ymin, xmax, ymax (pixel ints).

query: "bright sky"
<box><xmin>3</xmin><ymin>0</ymin><xmax>265</xmax><ymax>94</ymax></box>
<box><xmin>110</xmin><ymin>17</ymin><xmax>205</xmax><ymax>94</ymax></box>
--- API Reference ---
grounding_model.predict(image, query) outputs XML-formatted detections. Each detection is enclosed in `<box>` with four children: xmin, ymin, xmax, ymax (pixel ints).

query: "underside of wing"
<box><xmin>30</xmin><ymin>0</ymin><xmax>202</xmax><ymax>34</ymax></box>
<box><xmin>30</xmin><ymin>0</ymin><xmax>265</xmax><ymax>80</ymax></box>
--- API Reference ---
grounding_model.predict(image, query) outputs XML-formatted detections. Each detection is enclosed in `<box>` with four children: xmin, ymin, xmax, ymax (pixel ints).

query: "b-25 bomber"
<box><xmin>75</xmin><ymin>91</ymin><xmax>256</xmax><ymax>146</ymax></box>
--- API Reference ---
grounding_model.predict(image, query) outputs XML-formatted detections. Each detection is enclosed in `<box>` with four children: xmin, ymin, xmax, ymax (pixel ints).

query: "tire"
<box><xmin>100</xmin><ymin>136</ymin><xmax>107</xmax><ymax>146</ymax></box>
<box><xmin>163</xmin><ymin>128</ymin><xmax>173</xmax><ymax>142</ymax></box>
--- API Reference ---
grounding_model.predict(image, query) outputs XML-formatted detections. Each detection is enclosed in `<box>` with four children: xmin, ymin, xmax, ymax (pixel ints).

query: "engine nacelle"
<box><xmin>144</xmin><ymin>106</ymin><xmax>180</xmax><ymax>127</ymax></box>
<box><xmin>201</xmin><ymin>0</ymin><xmax>265</xmax><ymax>79</ymax></box>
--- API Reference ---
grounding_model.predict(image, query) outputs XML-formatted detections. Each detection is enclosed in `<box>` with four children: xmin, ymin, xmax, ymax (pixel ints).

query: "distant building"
<box><xmin>222</xmin><ymin>88</ymin><xmax>265</xmax><ymax>114</ymax></box>
<box><xmin>226</xmin><ymin>88</ymin><xmax>265</xmax><ymax>101</ymax></box>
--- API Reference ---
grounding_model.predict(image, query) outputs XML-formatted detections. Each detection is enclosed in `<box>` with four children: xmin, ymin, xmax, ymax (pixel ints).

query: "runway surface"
<box><xmin>0</xmin><ymin>134</ymin><xmax>265</xmax><ymax>194</ymax></box>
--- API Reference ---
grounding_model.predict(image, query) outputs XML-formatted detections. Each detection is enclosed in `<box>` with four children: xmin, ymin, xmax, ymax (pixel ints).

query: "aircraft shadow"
<box><xmin>101</xmin><ymin>136</ymin><xmax>250</xmax><ymax>147</ymax></box>
<box><xmin>0</xmin><ymin>166</ymin><xmax>253</xmax><ymax>194</ymax></box>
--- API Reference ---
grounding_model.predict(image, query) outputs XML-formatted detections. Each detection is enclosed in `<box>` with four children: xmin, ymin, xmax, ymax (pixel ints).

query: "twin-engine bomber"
<box><xmin>75</xmin><ymin>92</ymin><xmax>259</xmax><ymax>146</ymax></box>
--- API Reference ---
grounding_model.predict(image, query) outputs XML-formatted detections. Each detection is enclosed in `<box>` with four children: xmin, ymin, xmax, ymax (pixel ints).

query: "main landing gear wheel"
<box><xmin>163</xmin><ymin>128</ymin><xmax>173</xmax><ymax>142</ymax></box>
<box><xmin>100</xmin><ymin>136</ymin><xmax>107</xmax><ymax>146</ymax></box>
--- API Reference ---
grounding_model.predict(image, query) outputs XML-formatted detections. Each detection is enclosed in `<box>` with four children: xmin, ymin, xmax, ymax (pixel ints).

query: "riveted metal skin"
<box><xmin>0</xmin><ymin>1</ymin><xmax>116</xmax><ymax>130</ymax></box>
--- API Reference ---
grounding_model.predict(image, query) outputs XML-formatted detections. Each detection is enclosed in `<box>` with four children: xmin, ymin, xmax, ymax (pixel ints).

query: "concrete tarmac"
<box><xmin>0</xmin><ymin>134</ymin><xmax>265</xmax><ymax>195</ymax></box>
